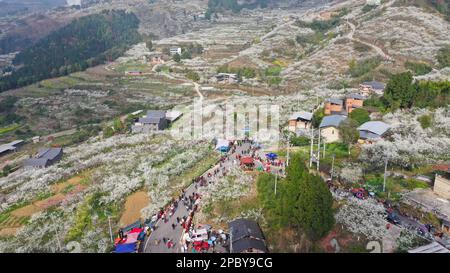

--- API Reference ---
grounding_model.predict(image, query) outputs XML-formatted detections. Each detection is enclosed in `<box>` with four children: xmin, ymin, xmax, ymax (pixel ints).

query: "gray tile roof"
<box><xmin>346</xmin><ymin>93</ymin><xmax>365</xmax><ymax>100</ymax></box>
<box><xmin>362</xmin><ymin>81</ymin><xmax>385</xmax><ymax>90</ymax></box>
<box><xmin>229</xmin><ymin>219</ymin><xmax>264</xmax><ymax>242</ymax></box>
<box><xmin>289</xmin><ymin>111</ymin><xmax>313</xmax><ymax>121</ymax></box>
<box><xmin>408</xmin><ymin>242</ymin><xmax>450</xmax><ymax>253</ymax></box>
<box><xmin>139</xmin><ymin>117</ymin><xmax>162</xmax><ymax>124</ymax></box>
<box><xmin>358</xmin><ymin>121</ymin><xmax>390</xmax><ymax>137</ymax></box>
<box><xmin>0</xmin><ymin>140</ymin><xmax>23</xmax><ymax>154</ymax></box>
<box><xmin>326</xmin><ymin>98</ymin><xmax>343</xmax><ymax>105</ymax></box>
<box><xmin>24</xmin><ymin>158</ymin><xmax>49</xmax><ymax>168</ymax></box>
<box><xmin>319</xmin><ymin>115</ymin><xmax>347</xmax><ymax>128</ymax></box>
<box><xmin>231</xmin><ymin>237</ymin><xmax>268</xmax><ymax>253</ymax></box>
<box><xmin>229</xmin><ymin>219</ymin><xmax>267</xmax><ymax>253</ymax></box>
<box><xmin>146</xmin><ymin>110</ymin><xmax>166</xmax><ymax>119</ymax></box>
<box><xmin>36</xmin><ymin>147</ymin><xmax>63</xmax><ymax>161</ymax></box>
<box><xmin>24</xmin><ymin>147</ymin><xmax>63</xmax><ymax>168</ymax></box>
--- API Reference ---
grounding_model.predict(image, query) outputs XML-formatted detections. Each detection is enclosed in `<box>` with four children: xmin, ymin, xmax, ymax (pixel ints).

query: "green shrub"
<box><xmin>185</xmin><ymin>70</ymin><xmax>200</xmax><ymax>82</ymax></box>
<box><xmin>437</xmin><ymin>45</ymin><xmax>450</xmax><ymax>68</ymax></box>
<box><xmin>290</xmin><ymin>136</ymin><xmax>310</xmax><ymax>146</ymax></box>
<box><xmin>264</xmin><ymin>66</ymin><xmax>282</xmax><ymax>76</ymax></box>
<box><xmin>348</xmin><ymin>57</ymin><xmax>382</xmax><ymax>78</ymax></box>
<box><xmin>349</xmin><ymin>108</ymin><xmax>370</xmax><ymax>125</ymax></box>
<box><xmin>405</xmin><ymin>61</ymin><xmax>432</xmax><ymax>76</ymax></box>
<box><xmin>312</xmin><ymin>108</ymin><xmax>325</xmax><ymax>128</ymax></box>
<box><xmin>417</xmin><ymin>114</ymin><xmax>433</xmax><ymax>129</ymax></box>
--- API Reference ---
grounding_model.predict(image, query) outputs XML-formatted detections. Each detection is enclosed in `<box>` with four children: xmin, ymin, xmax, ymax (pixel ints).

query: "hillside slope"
<box><xmin>0</xmin><ymin>10</ymin><xmax>141</xmax><ymax>92</ymax></box>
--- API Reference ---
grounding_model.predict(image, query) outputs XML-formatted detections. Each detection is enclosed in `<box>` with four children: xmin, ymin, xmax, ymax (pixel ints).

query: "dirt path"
<box><xmin>345</xmin><ymin>20</ymin><xmax>394</xmax><ymax>62</ymax></box>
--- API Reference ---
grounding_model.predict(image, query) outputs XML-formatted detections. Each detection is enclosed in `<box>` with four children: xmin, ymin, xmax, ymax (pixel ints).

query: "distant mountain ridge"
<box><xmin>0</xmin><ymin>0</ymin><xmax>67</xmax><ymax>17</ymax></box>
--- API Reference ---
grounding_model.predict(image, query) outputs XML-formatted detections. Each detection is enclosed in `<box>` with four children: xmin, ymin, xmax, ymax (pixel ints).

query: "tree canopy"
<box><xmin>312</xmin><ymin>107</ymin><xmax>325</xmax><ymax>128</ymax></box>
<box><xmin>380</xmin><ymin>72</ymin><xmax>450</xmax><ymax>110</ymax></box>
<box><xmin>257</xmin><ymin>153</ymin><xmax>334</xmax><ymax>241</ymax></box>
<box><xmin>349</xmin><ymin>108</ymin><xmax>370</xmax><ymax>125</ymax></box>
<box><xmin>382</xmin><ymin>72</ymin><xmax>416</xmax><ymax>110</ymax></box>
<box><xmin>338</xmin><ymin>118</ymin><xmax>359</xmax><ymax>153</ymax></box>
<box><xmin>0</xmin><ymin>10</ymin><xmax>141</xmax><ymax>92</ymax></box>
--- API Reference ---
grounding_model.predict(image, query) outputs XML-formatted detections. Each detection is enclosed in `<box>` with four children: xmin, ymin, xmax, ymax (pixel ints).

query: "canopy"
<box><xmin>241</xmin><ymin>157</ymin><xmax>254</xmax><ymax>165</ymax></box>
<box><xmin>265</xmin><ymin>153</ymin><xmax>278</xmax><ymax>160</ymax></box>
<box><xmin>122</xmin><ymin>220</ymin><xmax>141</xmax><ymax>233</ymax></box>
<box><xmin>215</xmin><ymin>139</ymin><xmax>230</xmax><ymax>150</ymax></box>
<box><xmin>114</xmin><ymin>243</ymin><xmax>136</xmax><ymax>253</ymax></box>
<box><xmin>124</xmin><ymin>233</ymin><xmax>139</xmax><ymax>244</ymax></box>
<box><xmin>129</xmin><ymin>228</ymin><xmax>144</xmax><ymax>234</ymax></box>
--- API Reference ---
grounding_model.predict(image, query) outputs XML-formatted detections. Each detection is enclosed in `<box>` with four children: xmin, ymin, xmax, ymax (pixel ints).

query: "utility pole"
<box><xmin>331</xmin><ymin>153</ymin><xmax>335</xmax><ymax>181</ymax></box>
<box><xmin>383</xmin><ymin>157</ymin><xmax>388</xmax><ymax>192</ymax></box>
<box><xmin>107</xmin><ymin>215</ymin><xmax>113</xmax><ymax>243</ymax></box>
<box><xmin>274</xmin><ymin>172</ymin><xmax>278</xmax><ymax>196</ymax></box>
<box><xmin>317</xmin><ymin>128</ymin><xmax>321</xmax><ymax>171</ymax></box>
<box><xmin>104</xmin><ymin>210</ymin><xmax>113</xmax><ymax>243</ymax></box>
<box><xmin>309</xmin><ymin>127</ymin><xmax>314</xmax><ymax>168</ymax></box>
<box><xmin>286</xmin><ymin>142</ymin><xmax>290</xmax><ymax>167</ymax></box>
<box><xmin>51</xmin><ymin>215</ymin><xmax>62</xmax><ymax>252</ymax></box>
<box><xmin>229</xmin><ymin>227</ymin><xmax>233</xmax><ymax>253</ymax></box>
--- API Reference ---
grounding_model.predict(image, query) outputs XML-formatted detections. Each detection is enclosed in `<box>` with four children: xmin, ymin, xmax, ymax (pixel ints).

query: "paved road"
<box><xmin>143</xmin><ymin>141</ymin><xmax>254</xmax><ymax>253</ymax></box>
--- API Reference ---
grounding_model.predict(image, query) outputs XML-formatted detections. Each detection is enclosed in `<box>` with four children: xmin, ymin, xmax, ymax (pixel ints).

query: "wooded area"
<box><xmin>0</xmin><ymin>10</ymin><xmax>141</xmax><ymax>92</ymax></box>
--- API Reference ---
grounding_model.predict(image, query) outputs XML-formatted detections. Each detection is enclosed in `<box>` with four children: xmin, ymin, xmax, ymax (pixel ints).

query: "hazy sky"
<box><xmin>66</xmin><ymin>0</ymin><xmax>81</xmax><ymax>5</ymax></box>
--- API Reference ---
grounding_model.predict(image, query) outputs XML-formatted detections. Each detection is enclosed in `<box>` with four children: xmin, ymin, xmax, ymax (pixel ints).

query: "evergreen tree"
<box><xmin>383</xmin><ymin>72</ymin><xmax>415</xmax><ymax>110</ymax></box>
<box><xmin>0</xmin><ymin>10</ymin><xmax>141</xmax><ymax>92</ymax></box>
<box><xmin>173</xmin><ymin>53</ymin><xmax>181</xmax><ymax>63</ymax></box>
<box><xmin>338</xmin><ymin>118</ymin><xmax>359</xmax><ymax>155</ymax></box>
<box><xmin>146</xmin><ymin>40</ymin><xmax>153</xmax><ymax>51</ymax></box>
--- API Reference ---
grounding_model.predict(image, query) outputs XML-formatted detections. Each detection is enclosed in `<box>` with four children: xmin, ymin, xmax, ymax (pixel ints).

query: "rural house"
<box><xmin>165</xmin><ymin>110</ymin><xmax>183</xmax><ymax>124</ymax></box>
<box><xmin>24</xmin><ymin>147</ymin><xmax>63</xmax><ymax>168</ymax></box>
<box><xmin>433</xmin><ymin>164</ymin><xmax>450</xmax><ymax>200</ymax></box>
<box><xmin>0</xmin><ymin>140</ymin><xmax>24</xmax><ymax>157</ymax></box>
<box><xmin>215</xmin><ymin>73</ymin><xmax>238</xmax><ymax>84</ymax></box>
<box><xmin>408</xmin><ymin>242</ymin><xmax>450</xmax><ymax>253</ymax></box>
<box><xmin>345</xmin><ymin>93</ymin><xmax>364</xmax><ymax>114</ymax></box>
<box><xmin>319</xmin><ymin>115</ymin><xmax>347</xmax><ymax>143</ymax></box>
<box><xmin>288</xmin><ymin>111</ymin><xmax>313</xmax><ymax>133</ymax></box>
<box><xmin>132</xmin><ymin>110</ymin><xmax>168</xmax><ymax>133</ymax></box>
<box><xmin>324</xmin><ymin>98</ymin><xmax>344</xmax><ymax>115</ymax></box>
<box><xmin>358</xmin><ymin>121</ymin><xmax>390</xmax><ymax>141</ymax></box>
<box><xmin>169</xmin><ymin>47</ymin><xmax>182</xmax><ymax>56</ymax></box>
<box><xmin>151</xmin><ymin>55</ymin><xmax>165</xmax><ymax>65</ymax></box>
<box><xmin>229</xmin><ymin>219</ymin><xmax>268</xmax><ymax>253</ymax></box>
<box><xmin>359</xmin><ymin>80</ymin><xmax>385</xmax><ymax>97</ymax></box>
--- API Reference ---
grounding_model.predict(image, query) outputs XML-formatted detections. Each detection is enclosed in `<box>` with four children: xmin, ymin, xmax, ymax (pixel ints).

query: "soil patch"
<box><xmin>119</xmin><ymin>191</ymin><xmax>150</xmax><ymax>227</ymax></box>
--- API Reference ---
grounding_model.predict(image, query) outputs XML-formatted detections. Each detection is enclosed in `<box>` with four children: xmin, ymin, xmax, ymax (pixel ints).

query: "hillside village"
<box><xmin>0</xmin><ymin>0</ymin><xmax>449</xmax><ymax>254</ymax></box>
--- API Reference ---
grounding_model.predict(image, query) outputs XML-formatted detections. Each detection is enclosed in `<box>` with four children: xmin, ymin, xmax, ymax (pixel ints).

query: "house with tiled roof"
<box><xmin>132</xmin><ymin>110</ymin><xmax>168</xmax><ymax>133</ymax></box>
<box><xmin>358</xmin><ymin>121</ymin><xmax>391</xmax><ymax>141</ymax></box>
<box><xmin>319</xmin><ymin>115</ymin><xmax>347</xmax><ymax>143</ymax></box>
<box><xmin>324</xmin><ymin>98</ymin><xmax>344</xmax><ymax>115</ymax></box>
<box><xmin>24</xmin><ymin>147</ymin><xmax>63</xmax><ymax>168</ymax></box>
<box><xmin>288</xmin><ymin>111</ymin><xmax>313</xmax><ymax>133</ymax></box>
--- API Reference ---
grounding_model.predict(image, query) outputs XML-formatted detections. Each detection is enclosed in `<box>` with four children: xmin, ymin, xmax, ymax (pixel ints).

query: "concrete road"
<box><xmin>143</xmin><ymin>141</ymin><xmax>254</xmax><ymax>253</ymax></box>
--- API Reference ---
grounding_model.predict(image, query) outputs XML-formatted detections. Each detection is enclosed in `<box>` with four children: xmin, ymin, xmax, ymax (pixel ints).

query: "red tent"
<box><xmin>240</xmin><ymin>157</ymin><xmax>254</xmax><ymax>165</ymax></box>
